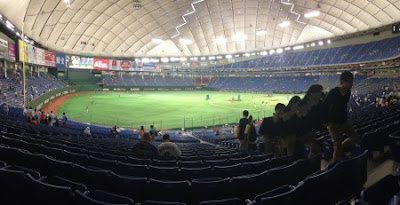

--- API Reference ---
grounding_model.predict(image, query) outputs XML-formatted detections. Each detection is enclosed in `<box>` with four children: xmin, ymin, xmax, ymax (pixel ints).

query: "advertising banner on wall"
<box><xmin>36</xmin><ymin>48</ymin><xmax>46</xmax><ymax>66</ymax></box>
<box><xmin>93</xmin><ymin>58</ymin><xmax>109</xmax><ymax>70</ymax></box>
<box><xmin>68</xmin><ymin>56</ymin><xmax>93</xmax><ymax>69</ymax></box>
<box><xmin>182</xmin><ymin>62</ymin><xmax>190</xmax><ymax>68</ymax></box>
<box><xmin>0</xmin><ymin>38</ymin><xmax>8</xmax><ymax>60</ymax></box>
<box><xmin>109</xmin><ymin>59</ymin><xmax>135</xmax><ymax>71</ymax></box>
<box><xmin>109</xmin><ymin>59</ymin><xmax>119</xmax><ymax>70</ymax></box>
<box><xmin>18</xmin><ymin>40</ymin><xmax>28</xmax><ymax>63</ymax></box>
<box><xmin>45</xmin><ymin>51</ymin><xmax>56</xmax><ymax>67</ymax></box>
<box><xmin>55</xmin><ymin>53</ymin><xmax>66</xmax><ymax>69</ymax></box>
<box><xmin>142</xmin><ymin>62</ymin><xmax>154</xmax><ymax>71</ymax></box>
<box><xmin>191</xmin><ymin>62</ymin><xmax>199</xmax><ymax>67</ymax></box>
<box><xmin>8</xmin><ymin>42</ymin><xmax>15</xmax><ymax>62</ymax></box>
<box><xmin>28</xmin><ymin>44</ymin><xmax>37</xmax><ymax>64</ymax></box>
<box><xmin>200</xmin><ymin>62</ymin><xmax>208</xmax><ymax>67</ymax></box>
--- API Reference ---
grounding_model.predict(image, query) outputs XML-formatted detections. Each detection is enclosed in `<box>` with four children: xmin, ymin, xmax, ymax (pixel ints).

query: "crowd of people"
<box><xmin>235</xmin><ymin>71</ymin><xmax>360</xmax><ymax>162</ymax></box>
<box><xmin>22</xmin><ymin>107</ymin><xmax>68</xmax><ymax>127</ymax></box>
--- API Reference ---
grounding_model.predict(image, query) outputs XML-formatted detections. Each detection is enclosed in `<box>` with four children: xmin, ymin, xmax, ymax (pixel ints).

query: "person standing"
<box><xmin>62</xmin><ymin>112</ymin><xmax>68</xmax><ymax>126</ymax></box>
<box><xmin>244</xmin><ymin>115</ymin><xmax>258</xmax><ymax>153</ymax></box>
<box><xmin>323</xmin><ymin>71</ymin><xmax>359</xmax><ymax>162</ymax></box>
<box><xmin>238</xmin><ymin>110</ymin><xmax>249</xmax><ymax>151</ymax></box>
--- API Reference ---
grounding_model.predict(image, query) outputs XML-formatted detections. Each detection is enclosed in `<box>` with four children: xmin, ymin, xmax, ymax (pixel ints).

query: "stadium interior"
<box><xmin>1</xmin><ymin>0</ymin><xmax>400</xmax><ymax>204</ymax></box>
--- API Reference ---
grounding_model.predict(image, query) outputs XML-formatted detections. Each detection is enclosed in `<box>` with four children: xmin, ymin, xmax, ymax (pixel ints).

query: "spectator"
<box><xmin>2</xmin><ymin>103</ymin><xmax>9</xmax><ymax>117</ymax></box>
<box><xmin>84</xmin><ymin>127</ymin><xmax>91</xmax><ymax>137</ymax></box>
<box><xmin>157</xmin><ymin>134</ymin><xmax>181</xmax><ymax>159</ymax></box>
<box><xmin>244</xmin><ymin>115</ymin><xmax>257</xmax><ymax>153</ymax></box>
<box><xmin>62</xmin><ymin>112</ymin><xmax>68</xmax><ymax>126</ymax></box>
<box><xmin>110</xmin><ymin>126</ymin><xmax>119</xmax><ymax>137</ymax></box>
<box><xmin>149</xmin><ymin>125</ymin><xmax>157</xmax><ymax>140</ymax></box>
<box><xmin>261</xmin><ymin>103</ymin><xmax>285</xmax><ymax>155</ymax></box>
<box><xmin>48</xmin><ymin>111</ymin><xmax>55</xmax><ymax>126</ymax></box>
<box><xmin>237</xmin><ymin>110</ymin><xmax>249</xmax><ymax>151</ymax></box>
<box><xmin>323</xmin><ymin>71</ymin><xmax>359</xmax><ymax>162</ymax></box>
<box><xmin>139</xmin><ymin>125</ymin><xmax>146</xmax><ymax>137</ymax></box>
<box><xmin>132</xmin><ymin>133</ymin><xmax>157</xmax><ymax>159</ymax></box>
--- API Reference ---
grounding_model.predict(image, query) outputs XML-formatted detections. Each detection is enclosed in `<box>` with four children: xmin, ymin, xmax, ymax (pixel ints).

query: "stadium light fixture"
<box><xmin>306</xmin><ymin>44</ymin><xmax>310</xmax><ymax>48</ymax></box>
<box><xmin>251</xmin><ymin>53</ymin><xmax>256</xmax><ymax>56</ymax></box>
<box><xmin>243</xmin><ymin>53</ymin><xmax>250</xmax><ymax>57</ymax></box>
<box><xmin>293</xmin><ymin>45</ymin><xmax>304</xmax><ymax>50</ymax></box>
<box><xmin>216</xmin><ymin>56</ymin><xmax>223</xmax><ymax>59</ymax></box>
<box><xmin>232</xmin><ymin>33</ymin><xmax>247</xmax><ymax>41</ymax></box>
<box><xmin>16</xmin><ymin>32</ymin><xmax>20</xmax><ymax>37</ymax></box>
<box><xmin>0</xmin><ymin>14</ymin><xmax>2</xmax><ymax>20</ymax></box>
<box><xmin>6</xmin><ymin>20</ymin><xmax>15</xmax><ymax>31</ymax></box>
<box><xmin>284</xmin><ymin>47</ymin><xmax>291</xmax><ymax>51</ymax></box>
<box><xmin>151</xmin><ymin>58</ymin><xmax>160</xmax><ymax>63</ymax></box>
<box><xmin>30</xmin><ymin>40</ymin><xmax>34</xmax><ymax>45</ymax></box>
<box><xmin>304</xmin><ymin>10</ymin><xmax>320</xmax><ymax>18</ymax></box>
<box><xmin>234</xmin><ymin>54</ymin><xmax>240</xmax><ymax>58</ymax></box>
<box><xmin>213</xmin><ymin>38</ymin><xmax>227</xmax><ymax>44</ymax></box>
<box><xmin>152</xmin><ymin>38</ymin><xmax>163</xmax><ymax>44</ymax></box>
<box><xmin>256</xmin><ymin>30</ymin><xmax>268</xmax><ymax>35</ymax></box>
<box><xmin>327</xmin><ymin>39</ymin><xmax>331</xmax><ymax>44</ymax></box>
<box><xmin>318</xmin><ymin>41</ymin><xmax>324</xmax><ymax>46</ymax></box>
<box><xmin>200</xmin><ymin>57</ymin><xmax>206</xmax><ymax>61</ymax></box>
<box><xmin>161</xmin><ymin>58</ymin><xmax>169</xmax><ymax>63</ymax></box>
<box><xmin>208</xmin><ymin>56</ymin><xmax>216</xmax><ymax>60</ymax></box>
<box><xmin>142</xmin><ymin>58</ymin><xmax>150</xmax><ymax>63</ymax></box>
<box><xmin>310</xmin><ymin>43</ymin><xmax>316</xmax><ymax>47</ymax></box>
<box><xmin>225</xmin><ymin>55</ymin><xmax>232</xmax><ymax>59</ymax></box>
<box><xmin>260</xmin><ymin>51</ymin><xmax>268</xmax><ymax>56</ymax></box>
<box><xmin>180</xmin><ymin>38</ymin><xmax>192</xmax><ymax>45</ymax></box>
<box><xmin>180</xmin><ymin>57</ymin><xmax>188</xmax><ymax>62</ymax></box>
<box><xmin>278</xmin><ymin>21</ymin><xmax>290</xmax><ymax>27</ymax></box>
<box><xmin>189</xmin><ymin>57</ymin><xmax>198</xmax><ymax>61</ymax></box>
<box><xmin>170</xmin><ymin>57</ymin><xmax>180</xmax><ymax>62</ymax></box>
<box><xmin>276</xmin><ymin>48</ymin><xmax>283</xmax><ymax>54</ymax></box>
<box><xmin>269</xmin><ymin>50</ymin><xmax>275</xmax><ymax>55</ymax></box>
<box><xmin>63</xmin><ymin>0</ymin><xmax>71</xmax><ymax>8</ymax></box>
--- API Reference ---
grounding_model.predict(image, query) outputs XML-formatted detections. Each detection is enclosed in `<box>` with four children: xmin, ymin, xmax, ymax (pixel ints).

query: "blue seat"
<box><xmin>148</xmin><ymin>166</ymin><xmax>181</xmax><ymax>180</ymax></box>
<box><xmin>149</xmin><ymin>179</ymin><xmax>190</xmax><ymax>202</ymax></box>
<box><xmin>199</xmin><ymin>198</ymin><xmax>246</xmax><ymax>205</ymax></box>
<box><xmin>181</xmin><ymin>166</ymin><xmax>212</xmax><ymax>180</ymax></box>
<box><xmin>361</xmin><ymin>174</ymin><xmax>400</xmax><ymax>205</ymax></box>
<box><xmin>0</xmin><ymin>168</ymin><xmax>33</xmax><ymax>204</ymax></box>
<box><xmin>254</xmin><ymin>185</ymin><xmax>295</xmax><ymax>204</ymax></box>
<box><xmin>5</xmin><ymin>165</ymin><xmax>41</xmax><ymax>179</ymax></box>
<box><xmin>191</xmin><ymin>178</ymin><xmax>231</xmax><ymax>203</ymax></box>
<box><xmin>74</xmin><ymin>190</ymin><xmax>134</xmax><ymax>205</ymax></box>
<box><xmin>114</xmin><ymin>161</ymin><xmax>148</xmax><ymax>177</ymax></box>
<box><xmin>213</xmin><ymin>163</ymin><xmax>245</xmax><ymax>177</ymax></box>
<box><xmin>260</xmin><ymin>182</ymin><xmax>305</xmax><ymax>205</ymax></box>
<box><xmin>178</xmin><ymin>160</ymin><xmax>204</xmax><ymax>168</ymax></box>
<box><xmin>151</xmin><ymin>159</ymin><xmax>177</xmax><ymax>167</ymax></box>
<box><xmin>109</xmin><ymin>175</ymin><xmax>149</xmax><ymax>203</ymax></box>
<box><xmin>41</xmin><ymin>175</ymin><xmax>87</xmax><ymax>192</ymax></box>
<box><xmin>26</xmin><ymin>173</ymin><xmax>74</xmax><ymax>205</ymax></box>
<box><xmin>144</xmin><ymin>200</ymin><xmax>187</xmax><ymax>205</ymax></box>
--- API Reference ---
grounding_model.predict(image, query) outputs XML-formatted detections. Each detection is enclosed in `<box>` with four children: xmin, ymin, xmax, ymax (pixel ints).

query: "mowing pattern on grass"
<box><xmin>56</xmin><ymin>91</ymin><xmax>301</xmax><ymax>129</ymax></box>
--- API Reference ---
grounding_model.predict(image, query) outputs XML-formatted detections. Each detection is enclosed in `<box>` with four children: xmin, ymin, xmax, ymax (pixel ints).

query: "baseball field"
<box><xmin>56</xmin><ymin>91</ymin><xmax>302</xmax><ymax>129</ymax></box>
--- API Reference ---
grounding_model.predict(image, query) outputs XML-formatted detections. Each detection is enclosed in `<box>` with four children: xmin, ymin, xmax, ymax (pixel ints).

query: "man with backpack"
<box><xmin>244</xmin><ymin>115</ymin><xmax>258</xmax><ymax>153</ymax></box>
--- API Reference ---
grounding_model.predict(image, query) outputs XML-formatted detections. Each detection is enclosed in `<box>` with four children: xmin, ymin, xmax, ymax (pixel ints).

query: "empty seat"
<box><xmin>361</xmin><ymin>174</ymin><xmax>400</xmax><ymax>205</ymax></box>
<box><xmin>74</xmin><ymin>190</ymin><xmax>135</xmax><ymax>205</ymax></box>
<box><xmin>149</xmin><ymin>179</ymin><xmax>190</xmax><ymax>202</ymax></box>
<box><xmin>144</xmin><ymin>200</ymin><xmax>187</xmax><ymax>205</ymax></box>
<box><xmin>148</xmin><ymin>166</ymin><xmax>181</xmax><ymax>180</ymax></box>
<box><xmin>253</xmin><ymin>185</ymin><xmax>295</xmax><ymax>204</ymax></box>
<box><xmin>199</xmin><ymin>198</ymin><xmax>246</xmax><ymax>205</ymax></box>
<box><xmin>5</xmin><ymin>165</ymin><xmax>41</xmax><ymax>179</ymax></box>
<box><xmin>114</xmin><ymin>161</ymin><xmax>148</xmax><ymax>177</ymax></box>
<box><xmin>191</xmin><ymin>178</ymin><xmax>231</xmax><ymax>203</ymax></box>
<box><xmin>41</xmin><ymin>175</ymin><xmax>87</xmax><ymax>192</ymax></box>
<box><xmin>26</xmin><ymin>173</ymin><xmax>74</xmax><ymax>205</ymax></box>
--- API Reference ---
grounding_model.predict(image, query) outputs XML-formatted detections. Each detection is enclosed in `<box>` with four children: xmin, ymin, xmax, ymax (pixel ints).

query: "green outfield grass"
<box><xmin>57</xmin><ymin>91</ymin><xmax>302</xmax><ymax>129</ymax></box>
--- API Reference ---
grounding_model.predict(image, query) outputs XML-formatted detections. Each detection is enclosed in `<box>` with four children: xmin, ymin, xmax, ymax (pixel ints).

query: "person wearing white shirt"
<box><xmin>157</xmin><ymin>134</ymin><xmax>181</xmax><ymax>159</ymax></box>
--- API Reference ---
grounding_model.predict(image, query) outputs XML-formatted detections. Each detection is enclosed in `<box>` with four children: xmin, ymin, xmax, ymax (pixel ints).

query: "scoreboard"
<box><xmin>393</xmin><ymin>23</ymin><xmax>400</xmax><ymax>34</ymax></box>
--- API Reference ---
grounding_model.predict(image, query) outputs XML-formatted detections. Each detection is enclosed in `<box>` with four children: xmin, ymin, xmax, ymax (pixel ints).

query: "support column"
<box><xmin>3</xmin><ymin>60</ymin><xmax>7</xmax><ymax>78</ymax></box>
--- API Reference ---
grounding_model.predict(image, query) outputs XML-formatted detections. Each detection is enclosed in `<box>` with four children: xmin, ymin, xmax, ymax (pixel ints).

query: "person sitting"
<box><xmin>139</xmin><ymin>125</ymin><xmax>146</xmax><ymax>137</ymax></box>
<box><xmin>132</xmin><ymin>133</ymin><xmax>157</xmax><ymax>159</ymax></box>
<box><xmin>157</xmin><ymin>134</ymin><xmax>181</xmax><ymax>159</ymax></box>
<box><xmin>84</xmin><ymin>127</ymin><xmax>91</xmax><ymax>137</ymax></box>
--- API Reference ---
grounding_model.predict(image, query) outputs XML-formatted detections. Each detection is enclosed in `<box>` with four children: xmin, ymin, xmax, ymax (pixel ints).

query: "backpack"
<box><xmin>248</xmin><ymin>124</ymin><xmax>257</xmax><ymax>142</ymax></box>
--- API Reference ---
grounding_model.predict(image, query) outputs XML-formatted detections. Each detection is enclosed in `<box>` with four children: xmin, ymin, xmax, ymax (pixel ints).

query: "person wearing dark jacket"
<box><xmin>322</xmin><ymin>71</ymin><xmax>359</xmax><ymax>162</ymax></box>
<box><xmin>238</xmin><ymin>110</ymin><xmax>249</xmax><ymax>151</ymax></box>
